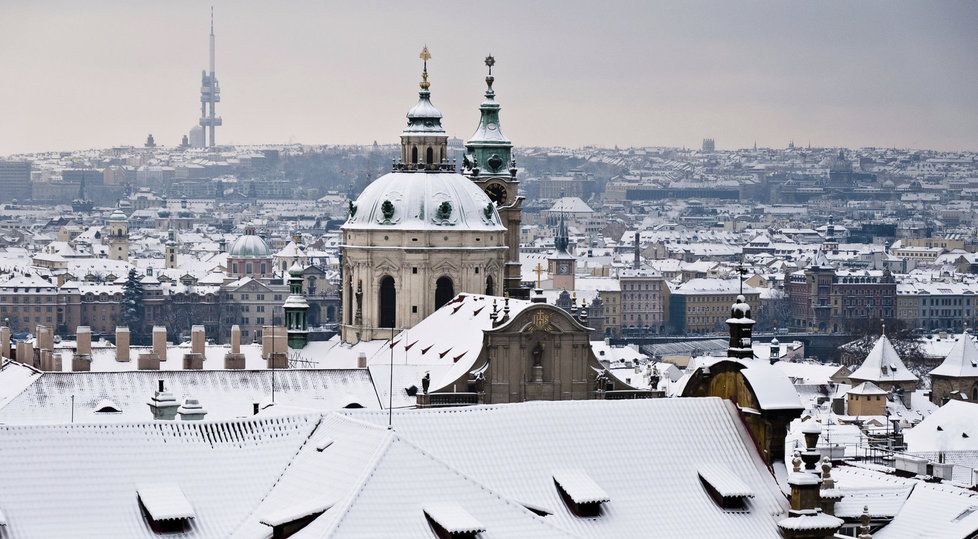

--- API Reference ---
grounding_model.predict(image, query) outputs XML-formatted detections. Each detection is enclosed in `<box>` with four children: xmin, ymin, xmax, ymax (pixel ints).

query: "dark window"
<box><xmin>379</xmin><ymin>276</ymin><xmax>396</xmax><ymax>329</ymax></box>
<box><xmin>485</xmin><ymin>275</ymin><xmax>495</xmax><ymax>296</ymax></box>
<box><xmin>411</xmin><ymin>146</ymin><xmax>418</xmax><ymax>164</ymax></box>
<box><xmin>426</xmin><ymin>146</ymin><xmax>434</xmax><ymax>164</ymax></box>
<box><xmin>435</xmin><ymin>276</ymin><xmax>454</xmax><ymax>310</ymax></box>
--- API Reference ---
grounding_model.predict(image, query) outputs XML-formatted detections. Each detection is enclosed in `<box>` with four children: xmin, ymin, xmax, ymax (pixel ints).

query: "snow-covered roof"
<box><xmin>930</xmin><ymin>332</ymin><xmax>978</xmax><ymax>378</ymax></box>
<box><xmin>904</xmin><ymin>400</ymin><xmax>978</xmax><ymax>452</ymax></box>
<box><xmin>848</xmin><ymin>381</ymin><xmax>889</xmax><ymax>396</ymax></box>
<box><xmin>0</xmin><ymin>415</ymin><xmax>320</xmax><ymax>537</ymax></box>
<box><xmin>739</xmin><ymin>361</ymin><xmax>804</xmax><ymax>411</ymax></box>
<box><xmin>552</xmin><ymin>469</ymin><xmax>610</xmax><ymax>505</ymax></box>
<box><xmin>849</xmin><ymin>335</ymin><xmax>919</xmax><ymax>384</ymax></box>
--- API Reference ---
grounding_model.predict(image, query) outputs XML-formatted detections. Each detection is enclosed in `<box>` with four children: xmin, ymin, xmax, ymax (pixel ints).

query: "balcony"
<box><xmin>416</xmin><ymin>392</ymin><xmax>480</xmax><ymax>408</ymax></box>
<box><xmin>593</xmin><ymin>389</ymin><xmax>661</xmax><ymax>400</ymax></box>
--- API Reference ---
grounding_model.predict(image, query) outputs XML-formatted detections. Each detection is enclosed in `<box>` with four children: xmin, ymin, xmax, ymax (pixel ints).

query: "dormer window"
<box><xmin>697</xmin><ymin>464</ymin><xmax>753</xmax><ymax>510</ymax></box>
<box><xmin>137</xmin><ymin>483</ymin><xmax>195</xmax><ymax>534</ymax></box>
<box><xmin>260</xmin><ymin>497</ymin><xmax>334</xmax><ymax>539</ymax></box>
<box><xmin>423</xmin><ymin>502</ymin><xmax>485</xmax><ymax>539</ymax></box>
<box><xmin>552</xmin><ymin>470</ymin><xmax>609</xmax><ymax>517</ymax></box>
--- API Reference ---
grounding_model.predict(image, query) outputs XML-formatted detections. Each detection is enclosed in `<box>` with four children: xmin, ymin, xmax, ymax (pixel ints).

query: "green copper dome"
<box><xmin>229</xmin><ymin>227</ymin><xmax>271</xmax><ymax>258</ymax></box>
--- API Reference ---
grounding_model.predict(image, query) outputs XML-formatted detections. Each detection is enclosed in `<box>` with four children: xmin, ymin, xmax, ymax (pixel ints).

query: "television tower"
<box><xmin>199</xmin><ymin>7</ymin><xmax>222</xmax><ymax>147</ymax></box>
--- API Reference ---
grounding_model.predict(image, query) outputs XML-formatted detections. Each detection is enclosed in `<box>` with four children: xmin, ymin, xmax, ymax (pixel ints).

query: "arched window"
<box><xmin>485</xmin><ymin>275</ymin><xmax>495</xmax><ymax>296</ymax></box>
<box><xmin>972</xmin><ymin>384</ymin><xmax>978</xmax><ymax>402</ymax></box>
<box><xmin>411</xmin><ymin>146</ymin><xmax>418</xmax><ymax>164</ymax></box>
<box><xmin>379</xmin><ymin>276</ymin><xmax>396</xmax><ymax>328</ymax></box>
<box><xmin>435</xmin><ymin>276</ymin><xmax>454</xmax><ymax>310</ymax></box>
<box><xmin>426</xmin><ymin>147</ymin><xmax>434</xmax><ymax>164</ymax></box>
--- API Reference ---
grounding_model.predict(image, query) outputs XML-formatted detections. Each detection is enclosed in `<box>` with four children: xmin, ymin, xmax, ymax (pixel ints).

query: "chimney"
<box><xmin>16</xmin><ymin>341</ymin><xmax>33</xmax><ymax>366</ymax></box>
<box><xmin>76</xmin><ymin>326</ymin><xmax>91</xmax><ymax>356</ymax></box>
<box><xmin>253</xmin><ymin>402</ymin><xmax>260</xmax><ymax>415</ymax></box>
<box><xmin>177</xmin><ymin>398</ymin><xmax>207</xmax><ymax>420</ymax></box>
<box><xmin>0</xmin><ymin>325</ymin><xmax>10</xmax><ymax>358</ymax></box>
<box><xmin>268</xmin><ymin>352</ymin><xmax>288</xmax><ymax>369</ymax></box>
<box><xmin>138</xmin><ymin>352</ymin><xmax>160</xmax><ymax>370</ymax></box>
<box><xmin>152</xmin><ymin>326</ymin><xmax>167</xmax><ymax>362</ymax></box>
<box><xmin>191</xmin><ymin>325</ymin><xmax>205</xmax><ymax>356</ymax></box>
<box><xmin>36</xmin><ymin>325</ymin><xmax>53</xmax><ymax>351</ymax></box>
<box><xmin>230</xmin><ymin>324</ymin><xmax>241</xmax><ymax>354</ymax></box>
<box><xmin>182</xmin><ymin>352</ymin><xmax>204</xmax><ymax>370</ymax></box>
<box><xmin>71</xmin><ymin>352</ymin><xmax>92</xmax><ymax>372</ymax></box>
<box><xmin>40</xmin><ymin>350</ymin><xmax>62</xmax><ymax>372</ymax></box>
<box><xmin>115</xmin><ymin>327</ymin><xmax>130</xmax><ymax>362</ymax></box>
<box><xmin>147</xmin><ymin>379</ymin><xmax>179</xmax><ymax>420</ymax></box>
<box><xmin>262</xmin><ymin>326</ymin><xmax>286</xmax><ymax>359</ymax></box>
<box><xmin>357</xmin><ymin>352</ymin><xmax>367</xmax><ymax>369</ymax></box>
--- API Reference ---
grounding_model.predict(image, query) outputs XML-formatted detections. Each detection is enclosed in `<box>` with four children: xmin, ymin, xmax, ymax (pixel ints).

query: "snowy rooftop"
<box><xmin>848</xmin><ymin>335</ymin><xmax>919</xmax><ymax>384</ymax></box>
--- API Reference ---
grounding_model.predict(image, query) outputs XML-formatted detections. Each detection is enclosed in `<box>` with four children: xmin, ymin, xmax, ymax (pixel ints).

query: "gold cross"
<box><xmin>533</xmin><ymin>262</ymin><xmax>544</xmax><ymax>289</ymax></box>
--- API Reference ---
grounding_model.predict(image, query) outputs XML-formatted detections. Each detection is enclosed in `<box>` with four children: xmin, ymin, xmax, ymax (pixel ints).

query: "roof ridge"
<box><xmin>316</xmin><ymin>430</ymin><xmax>398</xmax><ymax>537</ymax></box>
<box><xmin>229</xmin><ymin>414</ymin><xmax>324</xmax><ymax>536</ymax></box>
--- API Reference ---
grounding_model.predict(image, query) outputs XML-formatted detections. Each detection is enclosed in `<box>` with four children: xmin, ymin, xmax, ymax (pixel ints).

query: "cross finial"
<box><xmin>419</xmin><ymin>45</ymin><xmax>431</xmax><ymax>90</ymax></box>
<box><xmin>533</xmin><ymin>262</ymin><xmax>544</xmax><ymax>289</ymax></box>
<box><xmin>485</xmin><ymin>54</ymin><xmax>495</xmax><ymax>76</ymax></box>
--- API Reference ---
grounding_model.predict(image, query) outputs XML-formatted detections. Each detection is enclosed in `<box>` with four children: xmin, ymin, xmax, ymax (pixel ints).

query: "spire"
<box><xmin>419</xmin><ymin>45</ymin><xmax>431</xmax><ymax>90</ymax></box>
<box><xmin>464</xmin><ymin>54</ymin><xmax>512</xmax><ymax>176</ymax></box>
<box><xmin>555</xmin><ymin>213</ymin><xmax>569</xmax><ymax>253</ymax></box>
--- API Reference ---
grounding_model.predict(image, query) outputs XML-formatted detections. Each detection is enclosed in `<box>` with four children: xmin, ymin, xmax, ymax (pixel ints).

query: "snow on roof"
<box><xmin>552</xmin><ymin>469</ymin><xmax>610</xmax><ymax>505</ymax></box>
<box><xmin>0</xmin><ymin>415</ymin><xmax>319</xmax><ymax>537</ymax></box>
<box><xmin>338</xmin><ymin>398</ymin><xmax>790</xmax><ymax>537</ymax></box>
<box><xmin>873</xmin><ymin>482</ymin><xmax>978</xmax><ymax>539</ymax></box>
<box><xmin>697</xmin><ymin>464</ymin><xmax>754</xmax><ymax>498</ymax></box>
<box><xmin>547</xmin><ymin>197</ymin><xmax>593</xmax><ymax>214</ymax></box>
<box><xmin>0</xmin><ymin>369</ymin><xmax>379</xmax><ymax>424</ymax></box>
<box><xmin>848</xmin><ymin>381</ymin><xmax>889</xmax><ymax>396</ymax></box>
<box><xmin>904</xmin><ymin>401</ymin><xmax>978</xmax><ymax>453</ymax></box>
<box><xmin>136</xmin><ymin>482</ymin><xmax>196</xmax><ymax>521</ymax></box>
<box><xmin>259</xmin><ymin>495</ymin><xmax>334</xmax><ymax>528</ymax></box>
<box><xmin>739</xmin><ymin>361</ymin><xmax>804</xmax><ymax>411</ymax></box>
<box><xmin>849</xmin><ymin>335</ymin><xmax>919</xmax><ymax>384</ymax></box>
<box><xmin>422</xmin><ymin>502</ymin><xmax>486</xmax><ymax>534</ymax></box>
<box><xmin>930</xmin><ymin>332</ymin><xmax>978</xmax><ymax>378</ymax></box>
<box><xmin>832</xmin><ymin>486</ymin><xmax>912</xmax><ymax>519</ymax></box>
<box><xmin>777</xmin><ymin>512</ymin><xmax>843</xmax><ymax>531</ymax></box>
<box><xmin>772</xmin><ymin>360</ymin><xmax>845</xmax><ymax>386</ymax></box>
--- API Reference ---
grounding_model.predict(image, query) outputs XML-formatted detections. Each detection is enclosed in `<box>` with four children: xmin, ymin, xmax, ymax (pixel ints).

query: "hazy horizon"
<box><xmin>1</xmin><ymin>0</ymin><xmax>977</xmax><ymax>155</ymax></box>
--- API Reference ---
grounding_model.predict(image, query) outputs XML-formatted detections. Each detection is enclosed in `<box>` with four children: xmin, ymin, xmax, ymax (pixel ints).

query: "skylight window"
<box><xmin>260</xmin><ymin>497</ymin><xmax>333</xmax><ymax>539</ymax></box>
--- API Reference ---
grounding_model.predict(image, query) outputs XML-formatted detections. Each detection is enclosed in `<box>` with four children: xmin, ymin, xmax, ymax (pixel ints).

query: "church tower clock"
<box><xmin>463</xmin><ymin>55</ymin><xmax>525</xmax><ymax>298</ymax></box>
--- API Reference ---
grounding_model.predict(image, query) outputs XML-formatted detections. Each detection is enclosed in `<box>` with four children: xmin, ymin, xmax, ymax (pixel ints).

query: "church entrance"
<box><xmin>435</xmin><ymin>276</ymin><xmax>454</xmax><ymax>310</ymax></box>
<box><xmin>379</xmin><ymin>276</ymin><xmax>396</xmax><ymax>328</ymax></box>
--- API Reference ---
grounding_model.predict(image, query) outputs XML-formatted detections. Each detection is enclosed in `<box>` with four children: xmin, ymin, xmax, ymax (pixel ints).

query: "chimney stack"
<box><xmin>0</xmin><ymin>326</ymin><xmax>10</xmax><ymax>358</ymax></box>
<box><xmin>177</xmin><ymin>398</ymin><xmax>207</xmax><ymax>420</ymax></box>
<box><xmin>182</xmin><ymin>352</ymin><xmax>204</xmax><ymax>370</ymax></box>
<box><xmin>230</xmin><ymin>325</ymin><xmax>241</xmax><ymax>354</ymax></box>
<box><xmin>138</xmin><ymin>352</ymin><xmax>160</xmax><ymax>370</ymax></box>
<box><xmin>36</xmin><ymin>325</ymin><xmax>53</xmax><ymax>351</ymax></box>
<box><xmin>152</xmin><ymin>326</ymin><xmax>167</xmax><ymax>362</ymax></box>
<box><xmin>16</xmin><ymin>341</ymin><xmax>33</xmax><ymax>366</ymax></box>
<box><xmin>40</xmin><ymin>350</ymin><xmax>62</xmax><ymax>372</ymax></box>
<box><xmin>633</xmin><ymin>230</ymin><xmax>640</xmax><ymax>269</ymax></box>
<box><xmin>115</xmin><ymin>327</ymin><xmax>130</xmax><ymax>362</ymax></box>
<box><xmin>357</xmin><ymin>352</ymin><xmax>367</xmax><ymax>369</ymax></box>
<box><xmin>76</xmin><ymin>326</ymin><xmax>91</xmax><ymax>356</ymax></box>
<box><xmin>191</xmin><ymin>325</ymin><xmax>205</xmax><ymax>356</ymax></box>
<box><xmin>147</xmin><ymin>379</ymin><xmax>179</xmax><ymax>420</ymax></box>
<box><xmin>262</xmin><ymin>326</ymin><xmax>286</xmax><ymax>359</ymax></box>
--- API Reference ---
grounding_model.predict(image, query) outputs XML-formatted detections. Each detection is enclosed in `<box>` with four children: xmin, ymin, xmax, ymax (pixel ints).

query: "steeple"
<box><xmin>284</xmin><ymin>262</ymin><xmax>309</xmax><ymax>349</ymax></box>
<box><xmin>397</xmin><ymin>46</ymin><xmax>450</xmax><ymax>171</ymax></box>
<box><xmin>464</xmin><ymin>54</ymin><xmax>514</xmax><ymax>176</ymax></box>
<box><xmin>727</xmin><ymin>295</ymin><xmax>755</xmax><ymax>360</ymax></box>
<box><xmin>555</xmin><ymin>213</ymin><xmax>569</xmax><ymax>254</ymax></box>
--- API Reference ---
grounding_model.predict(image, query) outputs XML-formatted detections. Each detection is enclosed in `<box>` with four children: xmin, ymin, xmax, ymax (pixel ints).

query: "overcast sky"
<box><xmin>1</xmin><ymin>1</ymin><xmax>976</xmax><ymax>154</ymax></box>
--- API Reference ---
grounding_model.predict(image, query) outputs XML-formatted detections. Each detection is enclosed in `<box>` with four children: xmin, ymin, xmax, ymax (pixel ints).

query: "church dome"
<box><xmin>108</xmin><ymin>209</ymin><xmax>128</xmax><ymax>222</ymax></box>
<box><xmin>229</xmin><ymin>229</ymin><xmax>271</xmax><ymax>258</ymax></box>
<box><xmin>344</xmin><ymin>172</ymin><xmax>505</xmax><ymax>232</ymax></box>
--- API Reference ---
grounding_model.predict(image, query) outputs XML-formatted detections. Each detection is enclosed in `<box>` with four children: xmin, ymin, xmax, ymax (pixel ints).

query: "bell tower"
<box><xmin>396</xmin><ymin>46</ymin><xmax>451</xmax><ymax>172</ymax></box>
<box><xmin>464</xmin><ymin>55</ymin><xmax>524</xmax><ymax>297</ymax></box>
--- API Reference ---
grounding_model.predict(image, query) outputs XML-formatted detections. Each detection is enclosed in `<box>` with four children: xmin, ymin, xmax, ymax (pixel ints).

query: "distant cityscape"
<box><xmin>1</xmin><ymin>4</ymin><xmax>977</xmax><ymax>538</ymax></box>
